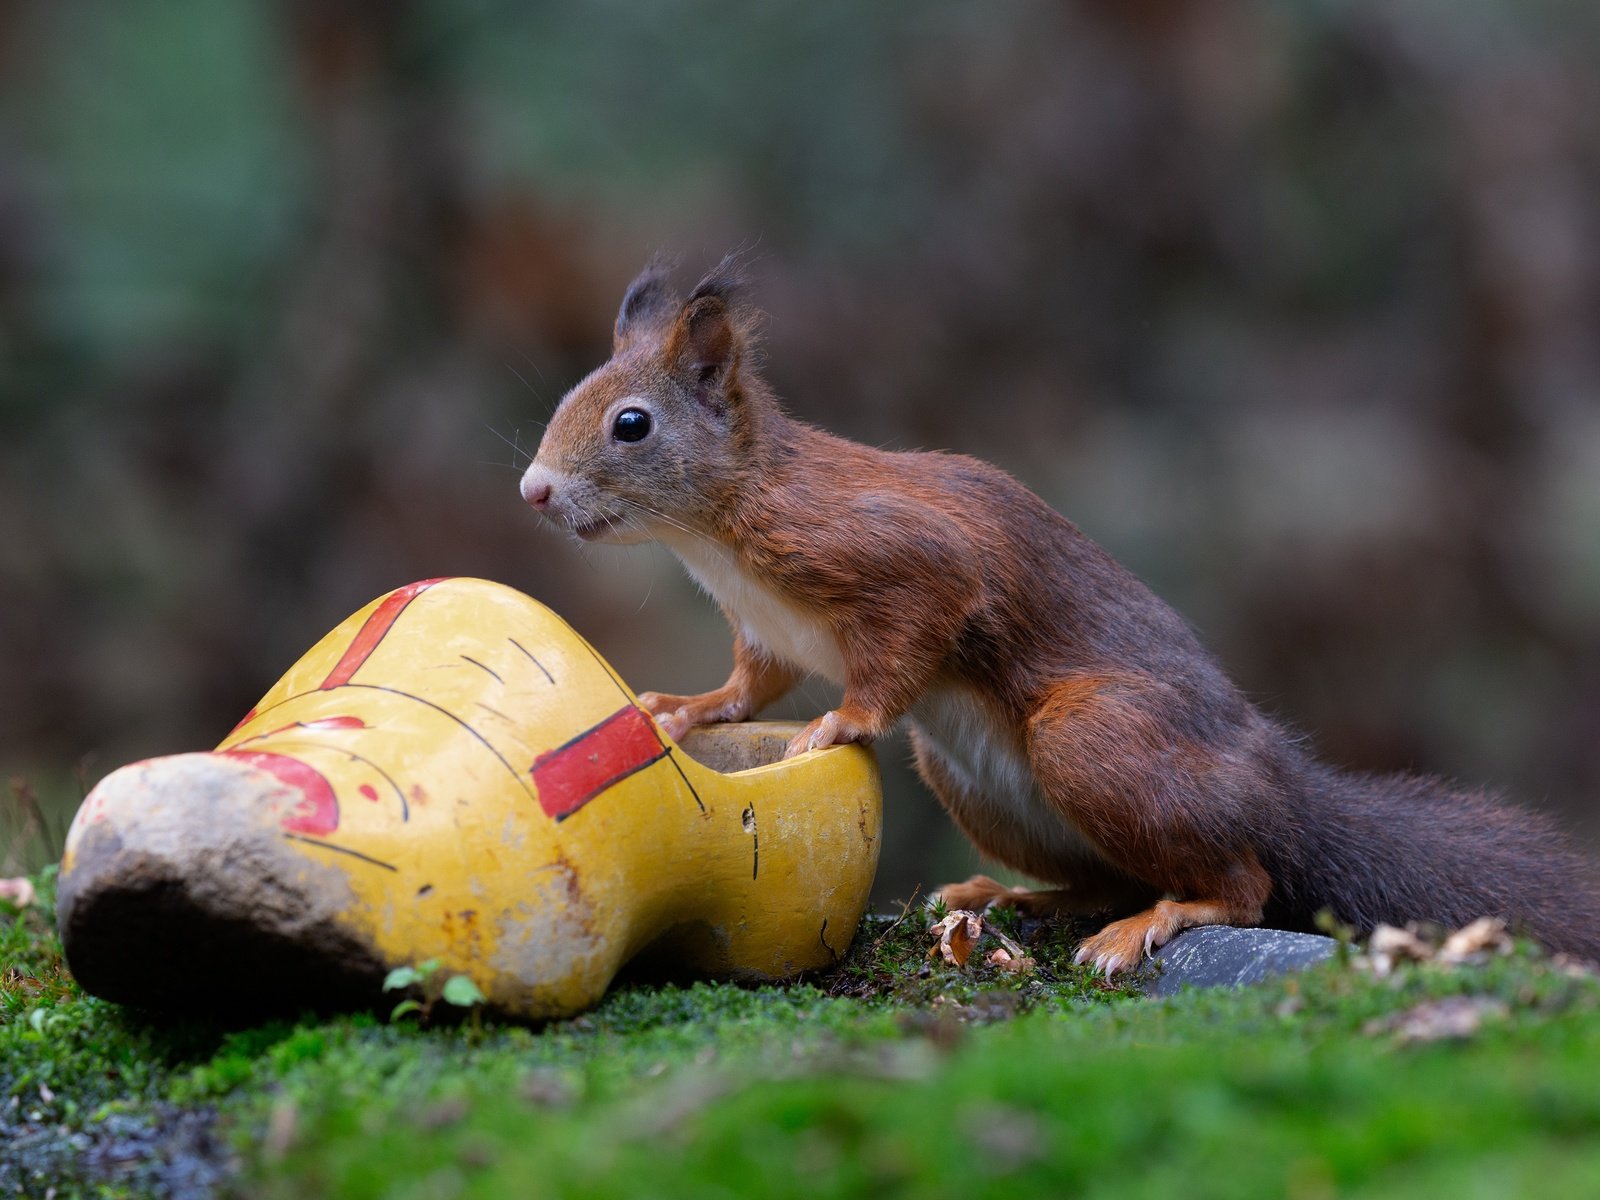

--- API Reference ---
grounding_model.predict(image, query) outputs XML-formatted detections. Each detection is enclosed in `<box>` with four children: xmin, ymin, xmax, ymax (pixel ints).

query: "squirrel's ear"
<box><xmin>668</xmin><ymin>294</ymin><xmax>736</xmax><ymax>391</ymax></box>
<box><xmin>664</xmin><ymin>254</ymin><xmax>755</xmax><ymax>398</ymax></box>
<box><xmin>613</xmin><ymin>254</ymin><xmax>679</xmax><ymax>353</ymax></box>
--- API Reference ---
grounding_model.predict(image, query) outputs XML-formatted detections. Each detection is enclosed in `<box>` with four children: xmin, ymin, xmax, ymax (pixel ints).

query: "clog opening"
<box><xmin>676</xmin><ymin>722</ymin><xmax>809</xmax><ymax>774</ymax></box>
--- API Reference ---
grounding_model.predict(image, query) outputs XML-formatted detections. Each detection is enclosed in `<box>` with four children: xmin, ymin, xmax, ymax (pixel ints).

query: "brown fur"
<box><xmin>521</xmin><ymin>254</ymin><xmax>1600</xmax><ymax>973</ymax></box>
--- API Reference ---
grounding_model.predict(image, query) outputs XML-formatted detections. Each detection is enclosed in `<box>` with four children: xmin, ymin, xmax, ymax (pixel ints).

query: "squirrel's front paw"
<box><xmin>655</xmin><ymin>708</ymin><xmax>694</xmax><ymax>742</ymax></box>
<box><xmin>639</xmin><ymin>690</ymin><xmax>750</xmax><ymax>743</ymax></box>
<box><xmin>637</xmin><ymin>691</ymin><xmax>687</xmax><ymax>717</ymax></box>
<box><xmin>638</xmin><ymin>692</ymin><xmax>692</xmax><ymax>742</ymax></box>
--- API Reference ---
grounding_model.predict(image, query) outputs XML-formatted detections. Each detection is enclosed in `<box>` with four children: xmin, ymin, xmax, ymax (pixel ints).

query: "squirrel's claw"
<box><xmin>1076</xmin><ymin>914</ymin><xmax>1162</xmax><ymax>979</ymax></box>
<box><xmin>783</xmin><ymin>710</ymin><xmax>846</xmax><ymax>759</ymax></box>
<box><xmin>638</xmin><ymin>693</ymin><xmax>693</xmax><ymax>742</ymax></box>
<box><xmin>636</xmin><ymin>690</ymin><xmax>674</xmax><ymax>715</ymax></box>
<box><xmin>1071</xmin><ymin>942</ymin><xmax>1125</xmax><ymax>978</ymax></box>
<box><xmin>655</xmin><ymin>708</ymin><xmax>691</xmax><ymax>742</ymax></box>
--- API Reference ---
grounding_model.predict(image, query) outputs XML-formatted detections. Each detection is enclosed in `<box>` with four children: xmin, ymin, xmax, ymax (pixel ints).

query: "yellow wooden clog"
<box><xmin>57</xmin><ymin>578</ymin><xmax>881</xmax><ymax>1019</ymax></box>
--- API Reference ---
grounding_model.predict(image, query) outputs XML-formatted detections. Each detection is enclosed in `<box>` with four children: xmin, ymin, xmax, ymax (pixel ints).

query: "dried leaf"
<box><xmin>946</xmin><ymin>914</ymin><xmax>982</xmax><ymax>967</ymax></box>
<box><xmin>986</xmin><ymin>947</ymin><xmax>1037</xmax><ymax>974</ymax></box>
<box><xmin>1362</xmin><ymin>917</ymin><xmax>1523</xmax><ymax>977</ymax></box>
<box><xmin>927</xmin><ymin>910</ymin><xmax>983</xmax><ymax>967</ymax></box>
<box><xmin>1362</xmin><ymin>923</ymin><xmax>1433</xmax><ymax>976</ymax></box>
<box><xmin>1439</xmin><ymin>917</ymin><xmax>1512</xmax><ymax>964</ymax></box>
<box><xmin>987</xmin><ymin>925</ymin><xmax>1029</xmax><ymax>961</ymax></box>
<box><xmin>1369</xmin><ymin>923</ymin><xmax>1432</xmax><ymax>959</ymax></box>
<box><xmin>1551</xmin><ymin>953</ymin><xmax>1600</xmax><ymax>980</ymax></box>
<box><xmin>1363</xmin><ymin>996</ymin><xmax>1508</xmax><ymax>1045</ymax></box>
<box><xmin>927</xmin><ymin>908</ymin><xmax>1038</xmax><ymax>972</ymax></box>
<box><xmin>927</xmin><ymin>911</ymin><xmax>955</xmax><ymax>946</ymax></box>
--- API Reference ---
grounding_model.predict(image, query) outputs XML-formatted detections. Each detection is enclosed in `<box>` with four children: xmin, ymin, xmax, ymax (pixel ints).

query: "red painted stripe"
<box><xmin>242</xmin><ymin>715</ymin><xmax>368</xmax><ymax>744</ymax></box>
<box><xmin>530</xmin><ymin>705</ymin><xmax>667</xmax><ymax>821</ymax></box>
<box><xmin>319</xmin><ymin>578</ymin><xmax>451</xmax><ymax>690</ymax></box>
<box><xmin>220</xmin><ymin>749</ymin><xmax>340</xmax><ymax>835</ymax></box>
<box><xmin>301</xmin><ymin>715</ymin><xmax>368</xmax><ymax>731</ymax></box>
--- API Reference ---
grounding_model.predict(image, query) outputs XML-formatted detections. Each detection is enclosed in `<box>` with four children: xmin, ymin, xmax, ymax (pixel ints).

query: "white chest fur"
<box><xmin>910</xmin><ymin>686</ymin><xmax>1098</xmax><ymax>869</ymax></box>
<box><xmin>662</xmin><ymin>533</ymin><xmax>847</xmax><ymax>684</ymax></box>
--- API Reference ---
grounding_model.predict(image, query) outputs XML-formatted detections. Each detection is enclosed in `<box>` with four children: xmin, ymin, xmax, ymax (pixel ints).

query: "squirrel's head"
<box><xmin>520</xmin><ymin>254</ymin><xmax>764</xmax><ymax>544</ymax></box>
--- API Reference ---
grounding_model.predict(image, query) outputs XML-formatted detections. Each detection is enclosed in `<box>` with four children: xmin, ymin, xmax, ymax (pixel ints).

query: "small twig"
<box><xmin>868</xmin><ymin>888</ymin><xmax>923</xmax><ymax>954</ymax></box>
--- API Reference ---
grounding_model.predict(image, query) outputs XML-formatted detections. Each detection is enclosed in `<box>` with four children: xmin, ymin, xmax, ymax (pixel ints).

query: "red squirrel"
<box><xmin>519</xmin><ymin>254</ymin><xmax>1600</xmax><ymax>975</ymax></box>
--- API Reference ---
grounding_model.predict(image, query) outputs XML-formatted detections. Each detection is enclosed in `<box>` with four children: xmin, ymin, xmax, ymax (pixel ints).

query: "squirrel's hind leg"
<box><xmin>1024</xmin><ymin>672</ymin><xmax>1273</xmax><ymax>976</ymax></box>
<box><xmin>912</xmin><ymin>728</ymin><xmax>1155</xmax><ymax>918</ymax></box>
<box><xmin>936</xmin><ymin>875</ymin><xmax>1075</xmax><ymax>916</ymax></box>
<box><xmin>934</xmin><ymin>873</ymin><xmax>1153</xmax><ymax>918</ymax></box>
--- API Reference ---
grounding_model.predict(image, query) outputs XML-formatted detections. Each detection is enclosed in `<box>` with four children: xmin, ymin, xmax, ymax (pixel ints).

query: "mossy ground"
<box><xmin>4</xmin><ymin>871</ymin><xmax>1600</xmax><ymax>1199</ymax></box>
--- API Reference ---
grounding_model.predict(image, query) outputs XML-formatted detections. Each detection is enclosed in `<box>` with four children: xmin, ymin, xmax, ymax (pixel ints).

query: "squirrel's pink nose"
<box><xmin>520</xmin><ymin>470</ymin><xmax>554</xmax><ymax>510</ymax></box>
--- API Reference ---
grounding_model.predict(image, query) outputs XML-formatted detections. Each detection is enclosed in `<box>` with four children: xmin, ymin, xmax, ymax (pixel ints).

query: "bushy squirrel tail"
<box><xmin>1261</xmin><ymin>759</ymin><xmax>1600</xmax><ymax>962</ymax></box>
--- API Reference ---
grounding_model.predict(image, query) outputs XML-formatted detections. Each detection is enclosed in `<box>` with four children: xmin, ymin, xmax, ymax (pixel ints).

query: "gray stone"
<box><xmin>1142</xmin><ymin>924</ymin><xmax>1338</xmax><ymax>996</ymax></box>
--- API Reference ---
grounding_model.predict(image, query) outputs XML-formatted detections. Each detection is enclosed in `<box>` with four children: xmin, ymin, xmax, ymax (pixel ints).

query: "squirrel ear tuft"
<box><xmin>665</xmin><ymin>253</ymin><xmax>760</xmax><ymax>394</ymax></box>
<box><xmin>613</xmin><ymin>253</ymin><xmax>681</xmax><ymax>353</ymax></box>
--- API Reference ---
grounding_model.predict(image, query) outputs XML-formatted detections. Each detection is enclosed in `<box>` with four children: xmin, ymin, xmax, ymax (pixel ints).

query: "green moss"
<box><xmin>243</xmin><ymin>953</ymin><xmax>1600</xmax><ymax>1200</ymax></box>
<box><xmin>3</xmin><ymin>872</ymin><xmax>1599</xmax><ymax>1199</ymax></box>
<box><xmin>0</xmin><ymin>867</ymin><xmax>75</xmax><ymax>1021</ymax></box>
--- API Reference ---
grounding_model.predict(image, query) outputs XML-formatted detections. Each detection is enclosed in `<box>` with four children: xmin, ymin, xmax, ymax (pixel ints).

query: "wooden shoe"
<box><xmin>58</xmin><ymin>578</ymin><xmax>881</xmax><ymax>1019</ymax></box>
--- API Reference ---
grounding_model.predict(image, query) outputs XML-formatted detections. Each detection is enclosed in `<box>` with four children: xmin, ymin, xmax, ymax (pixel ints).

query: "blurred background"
<box><xmin>2</xmin><ymin>0</ymin><xmax>1598</xmax><ymax>902</ymax></box>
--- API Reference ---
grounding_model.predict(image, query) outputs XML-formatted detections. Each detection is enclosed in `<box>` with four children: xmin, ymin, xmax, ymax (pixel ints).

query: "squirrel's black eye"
<box><xmin>612</xmin><ymin>407</ymin><xmax>652</xmax><ymax>443</ymax></box>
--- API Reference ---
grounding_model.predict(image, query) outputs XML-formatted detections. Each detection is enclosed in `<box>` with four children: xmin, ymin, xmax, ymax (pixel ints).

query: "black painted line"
<box><xmin>571</xmin><ymin>634</ymin><xmax>633</xmax><ymax>703</ymax></box>
<box><xmin>460</xmin><ymin>655</ymin><xmax>503</xmax><ymax>684</ymax></box>
<box><xmin>541</xmin><ymin>703</ymin><xmax>635</xmax><ymax>759</ymax></box>
<box><xmin>283</xmin><ymin>833</ymin><xmax>399</xmax><ymax>872</ymax></box>
<box><xmin>338</xmin><ymin>683</ymin><xmax>538</xmax><ymax>803</ymax></box>
<box><xmin>507</xmin><ymin>638</ymin><xmax>555</xmax><ymax>686</ymax></box>
<box><xmin>566</xmin><ymin>637</ymin><xmax>706</xmax><ymax>814</ymax></box>
<box><xmin>661</xmin><ymin>749</ymin><xmax>706</xmax><ymax>814</ymax></box>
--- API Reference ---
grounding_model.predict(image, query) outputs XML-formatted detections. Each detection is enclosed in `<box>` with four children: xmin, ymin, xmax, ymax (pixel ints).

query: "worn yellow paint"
<box><xmin>150</xmin><ymin>577</ymin><xmax>880</xmax><ymax>1018</ymax></box>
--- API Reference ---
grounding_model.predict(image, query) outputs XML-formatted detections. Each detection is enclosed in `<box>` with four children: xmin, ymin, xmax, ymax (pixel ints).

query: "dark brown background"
<box><xmin>3</xmin><ymin>1</ymin><xmax>1598</xmax><ymax>899</ymax></box>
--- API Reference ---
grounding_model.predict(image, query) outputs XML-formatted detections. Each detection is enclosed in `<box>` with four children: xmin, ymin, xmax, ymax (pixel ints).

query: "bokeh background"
<box><xmin>3</xmin><ymin>0</ymin><xmax>1598</xmax><ymax>902</ymax></box>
